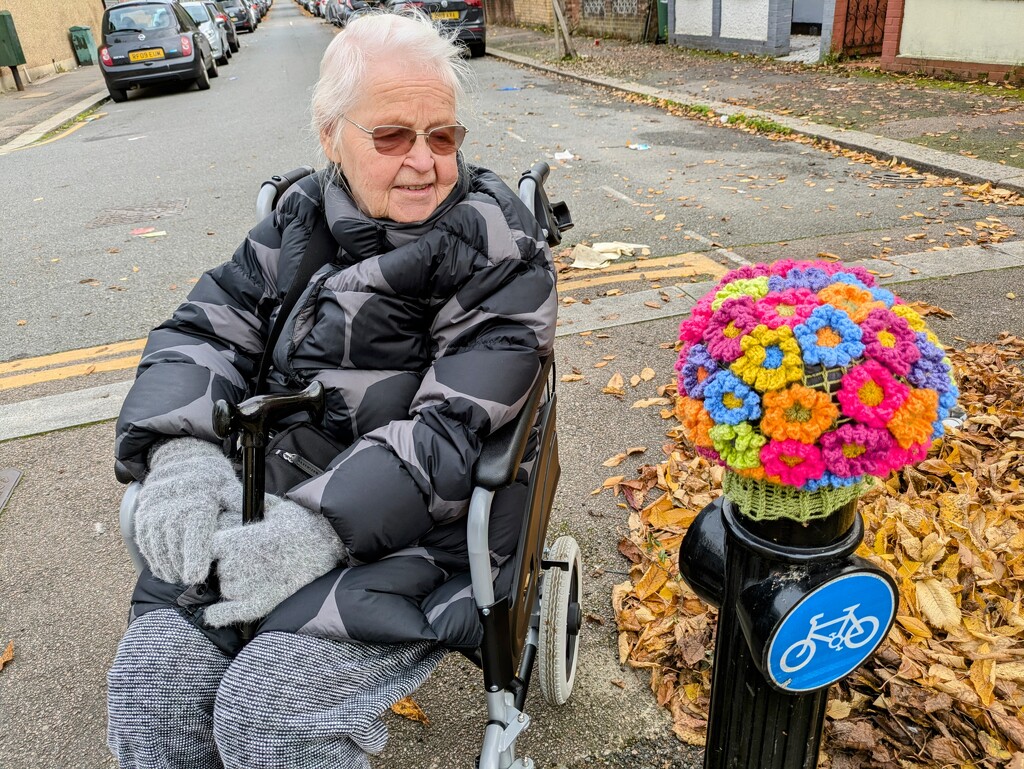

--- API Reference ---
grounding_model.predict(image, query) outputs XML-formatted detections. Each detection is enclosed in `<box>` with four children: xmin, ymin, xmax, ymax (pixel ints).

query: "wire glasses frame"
<box><xmin>344</xmin><ymin>117</ymin><xmax>468</xmax><ymax>156</ymax></box>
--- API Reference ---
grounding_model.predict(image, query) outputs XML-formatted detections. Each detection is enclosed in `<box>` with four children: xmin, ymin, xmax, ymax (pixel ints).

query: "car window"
<box><xmin>173</xmin><ymin>3</ymin><xmax>199</xmax><ymax>29</ymax></box>
<box><xmin>183</xmin><ymin>3</ymin><xmax>211</xmax><ymax>23</ymax></box>
<box><xmin>105</xmin><ymin>3</ymin><xmax>176</xmax><ymax>33</ymax></box>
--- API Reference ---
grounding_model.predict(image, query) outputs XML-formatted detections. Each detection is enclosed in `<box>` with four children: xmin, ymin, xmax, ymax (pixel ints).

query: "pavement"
<box><xmin>0</xmin><ymin>64</ymin><xmax>107</xmax><ymax>152</ymax></box>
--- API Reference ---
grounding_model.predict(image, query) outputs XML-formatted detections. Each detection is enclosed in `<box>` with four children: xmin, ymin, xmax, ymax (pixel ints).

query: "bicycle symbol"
<box><xmin>779</xmin><ymin>604</ymin><xmax>880</xmax><ymax>673</ymax></box>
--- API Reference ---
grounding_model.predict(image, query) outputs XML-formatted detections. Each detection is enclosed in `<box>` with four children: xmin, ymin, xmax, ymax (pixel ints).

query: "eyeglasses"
<box><xmin>344</xmin><ymin>117</ymin><xmax>467</xmax><ymax>156</ymax></box>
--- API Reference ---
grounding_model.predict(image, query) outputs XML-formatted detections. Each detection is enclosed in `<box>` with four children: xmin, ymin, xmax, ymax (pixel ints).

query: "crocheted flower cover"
<box><xmin>675</xmin><ymin>260</ymin><xmax>959</xmax><ymax>522</ymax></box>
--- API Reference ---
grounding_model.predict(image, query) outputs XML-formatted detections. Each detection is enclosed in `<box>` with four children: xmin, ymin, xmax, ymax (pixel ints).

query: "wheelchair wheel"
<box><xmin>538</xmin><ymin>535</ymin><xmax>582</xmax><ymax>706</ymax></box>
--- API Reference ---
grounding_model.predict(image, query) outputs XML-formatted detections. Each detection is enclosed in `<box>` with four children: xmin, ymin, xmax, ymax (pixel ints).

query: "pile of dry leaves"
<box><xmin>609</xmin><ymin>332</ymin><xmax>1024</xmax><ymax>767</ymax></box>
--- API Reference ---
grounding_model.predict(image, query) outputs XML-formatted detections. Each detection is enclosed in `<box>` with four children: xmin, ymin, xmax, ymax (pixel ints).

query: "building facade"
<box><xmin>0</xmin><ymin>0</ymin><xmax>105</xmax><ymax>92</ymax></box>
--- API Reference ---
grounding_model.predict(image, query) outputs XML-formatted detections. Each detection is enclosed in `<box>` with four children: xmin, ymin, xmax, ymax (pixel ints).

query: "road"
<box><xmin>2</xmin><ymin>2</ymin><xmax>1024</xmax><ymax>768</ymax></box>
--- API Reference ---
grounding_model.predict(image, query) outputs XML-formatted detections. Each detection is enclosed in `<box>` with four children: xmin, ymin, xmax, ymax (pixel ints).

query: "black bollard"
<box><xmin>679</xmin><ymin>495</ymin><xmax>896</xmax><ymax>769</ymax></box>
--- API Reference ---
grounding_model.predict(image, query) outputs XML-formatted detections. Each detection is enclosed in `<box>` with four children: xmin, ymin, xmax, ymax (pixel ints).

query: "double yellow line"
<box><xmin>0</xmin><ymin>339</ymin><xmax>144</xmax><ymax>392</ymax></box>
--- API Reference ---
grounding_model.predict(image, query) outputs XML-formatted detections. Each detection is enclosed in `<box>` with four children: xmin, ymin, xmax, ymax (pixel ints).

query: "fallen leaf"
<box><xmin>640</xmin><ymin>367</ymin><xmax>656</xmax><ymax>381</ymax></box>
<box><xmin>561</xmin><ymin>374</ymin><xmax>584</xmax><ymax>382</ymax></box>
<box><xmin>603</xmin><ymin>372</ymin><xmax>626</xmax><ymax>397</ymax></box>
<box><xmin>633</xmin><ymin>397</ymin><xmax>672</xmax><ymax>408</ymax></box>
<box><xmin>915</xmin><ymin>579</ymin><xmax>961</xmax><ymax>632</ymax></box>
<box><xmin>391</xmin><ymin>696</ymin><xmax>429</xmax><ymax>725</ymax></box>
<box><xmin>0</xmin><ymin>641</ymin><xmax>12</xmax><ymax>672</ymax></box>
<box><xmin>603</xmin><ymin>452</ymin><xmax>628</xmax><ymax>467</ymax></box>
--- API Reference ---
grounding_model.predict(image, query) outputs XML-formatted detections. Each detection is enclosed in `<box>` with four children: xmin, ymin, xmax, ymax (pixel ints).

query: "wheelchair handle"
<box><xmin>212</xmin><ymin>380</ymin><xmax>325</xmax><ymax>523</ymax></box>
<box><xmin>518</xmin><ymin>162</ymin><xmax>574</xmax><ymax>247</ymax></box>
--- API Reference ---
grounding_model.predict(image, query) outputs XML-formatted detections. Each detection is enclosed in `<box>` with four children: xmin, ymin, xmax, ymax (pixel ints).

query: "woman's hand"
<box><xmin>203</xmin><ymin>496</ymin><xmax>349</xmax><ymax>628</ymax></box>
<box><xmin>135</xmin><ymin>438</ymin><xmax>242</xmax><ymax>585</ymax></box>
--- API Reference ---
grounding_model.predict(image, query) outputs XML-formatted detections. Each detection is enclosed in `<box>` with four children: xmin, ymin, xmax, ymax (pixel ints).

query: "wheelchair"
<box><xmin>116</xmin><ymin>162</ymin><xmax>579</xmax><ymax>769</ymax></box>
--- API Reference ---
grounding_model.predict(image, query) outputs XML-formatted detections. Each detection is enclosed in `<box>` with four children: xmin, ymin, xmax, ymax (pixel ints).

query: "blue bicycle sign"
<box><xmin>767</xmin><ymin>572</ymin><xmax>895</xmax><ymax>692</ymax></box>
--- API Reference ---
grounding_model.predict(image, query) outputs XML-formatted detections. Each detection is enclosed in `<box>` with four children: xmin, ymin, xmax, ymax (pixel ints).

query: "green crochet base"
<box><xmin>722</xmin><ymin>473</ymin><xmax>867</xmax><ymax>523</ymax></box>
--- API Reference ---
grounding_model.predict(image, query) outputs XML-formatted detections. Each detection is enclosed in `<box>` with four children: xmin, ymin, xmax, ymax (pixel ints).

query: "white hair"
<box><xmin>311</xmin><ymin>11</ymin><xmax>472</xmax><ymax>161</ymax></box>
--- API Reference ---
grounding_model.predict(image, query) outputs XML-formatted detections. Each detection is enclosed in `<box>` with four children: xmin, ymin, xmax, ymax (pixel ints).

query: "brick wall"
<box><xmin>514</xmin><ymin>0</ymin><xmax>647</xmax><ymax>41</ymax></box>
<box><xmin>0</xmin><ymin>0</ymin><xmax>105</xmax><ymax>91</ymax></box>
<box><xmin>880</xmin><ymin>0</ymin><xmax>1023</xmax><ymax>83</ymax></box>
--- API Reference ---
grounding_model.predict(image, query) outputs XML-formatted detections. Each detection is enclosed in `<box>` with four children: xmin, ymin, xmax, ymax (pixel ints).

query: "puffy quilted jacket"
<box><xmin>116</xmin><ymin>165</ymin><xmax>558</xmax><ymax>654</ymax></box>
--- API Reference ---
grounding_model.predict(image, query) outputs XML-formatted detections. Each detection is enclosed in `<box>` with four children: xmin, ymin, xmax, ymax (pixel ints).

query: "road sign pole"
<box><xmin>679</xmin><ymin>495</ymin><xmax>896</xmax><ymax>769</ymax></box>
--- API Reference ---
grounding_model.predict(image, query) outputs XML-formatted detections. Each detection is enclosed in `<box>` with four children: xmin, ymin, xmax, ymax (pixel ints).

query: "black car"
<box><xmin>99</xmin><ymin>0</ymin><xmax>219</xmax><ymax>102</ymax></box>
<box><xmin>325</xmin><ymin>0</ymin><xmax>370</xmax><ymax>27</ymax></box>
<box><xmin>221</xmin><ymin>0</ymin><xmax>256</xmax><ymax>32</ymax></box>
<box><xmin>385</xmin><ymin>0</ymin><xmax>484</xmax><ymax>57</ymax></box>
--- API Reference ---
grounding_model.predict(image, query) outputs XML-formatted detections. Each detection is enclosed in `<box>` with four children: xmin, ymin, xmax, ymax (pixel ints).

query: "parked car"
<box><xmin>98</xmin><ymin>0</ymin><xmax>218</xmax><ymax>102</ymax></box>
<box><xmin>221</xmin><ymin>0</ymin><xmax>256</xmax><ymax>32</ymax></box>
<box><xmin>325</xmin><ymin>0</ymin><xmax>369</xmax><ymax>26</ymax></box>
<box><xmin>385</xmin><ymin>0</ymin><xmax>485</xmax><ymax>57</ymax></box>
<box><xmin>205</xmin><ymin>0</ymin><xmax>240</xmax><ymax>52</ymax></box>
<box><xmin>182</xmin><ymin>1</ymin><xmax>231</xmax><ymax>66</ymax></box>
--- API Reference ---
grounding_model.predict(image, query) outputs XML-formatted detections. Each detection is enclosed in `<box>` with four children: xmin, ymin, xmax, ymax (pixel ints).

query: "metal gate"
<box><xmin>841</xmin><ymin>0</ymin><xmax>888</xmax><ymax>56</ymax></box>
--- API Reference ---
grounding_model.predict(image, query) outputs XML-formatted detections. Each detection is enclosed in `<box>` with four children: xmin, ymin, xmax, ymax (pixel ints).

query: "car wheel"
<box><xmin>208</xmin><ymin>54</ymin><xmax>219</xmax><ymax>78</ymax></box>
<box><xmin>218</xmin><ymin>51</ymin><xmax>230</xmax><ymax>65</ymax></box>
<box><xmin>195</xmin><ymin>57</ymin><xmax>212</xmax><ymax>90</ymax></box>
<box><xmin>230</xmin><ymin>38</ymin><xmax>240</xmax><ymax>53</ymax></box>
<box><xmin>107</xmin><ymin>86</ymin><xmax>128</xmax><ymax>103</ymax></box>
<box><xmin>468</xmin><ymin>41</ymin><xmax>486</xmax><ymax>58</ymax></box>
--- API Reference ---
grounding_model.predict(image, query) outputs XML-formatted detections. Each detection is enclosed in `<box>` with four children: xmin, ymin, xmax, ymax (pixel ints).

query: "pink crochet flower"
<box><xmin>760</xmin><ymin>439</ymin><xmax>826</xmax><ymax>487</ymax></box>
<box><xmin>755</xmin><ymin>288</ymin><xmax>820</xmax><ymax>329</ymax></box>
<box><xmin>703</xmin><ymin>296</ymin><xmax>761</xmax><ymax>362</ymax></box>
<box><xmin>883</xmin><ymin>440</ymin><xmax>930</xmax><ymax>469</ymax></box>
<box><xmin>819</xmin><ymin>423</ymin><xmax>894</xmax><ymax>478</ymax></box>
<box><xmin>837</xmin><ymin>360</ymin><xmax>909</xmax><ymax>428</ymax></box>
<box><xmin>680</xmin><ymin>299</ymin><xmax>715</xmax><ymax>344</ymax></box>
<box><xmin>859</xmin><ymin>308</ymin><xmax>920</xmax><ymax>376</ymax></box>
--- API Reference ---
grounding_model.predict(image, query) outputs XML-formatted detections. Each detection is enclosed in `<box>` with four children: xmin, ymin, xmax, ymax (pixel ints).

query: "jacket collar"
<box><xmin>322</xmin><ymin>159</ymin><xmax>471</xmax><ymax>264</ymax></box>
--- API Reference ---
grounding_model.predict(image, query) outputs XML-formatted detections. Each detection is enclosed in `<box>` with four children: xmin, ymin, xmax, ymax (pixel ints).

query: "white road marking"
<box><xmin>506</xmin><ymin>130</ymin><xmax>526</xmax><ymax>143</ymax></box>
<box><xmin>683</xmin><ymin>229</ymin><xmax>752</xmax><ymax>267</ymax></box>
<box><xmin>600</xmin><ymin>185</ymin><xmax>639</xmax><ymax>205</ymax></box>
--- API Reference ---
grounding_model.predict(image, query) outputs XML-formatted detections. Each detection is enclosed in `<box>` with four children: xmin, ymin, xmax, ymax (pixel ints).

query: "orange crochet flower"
<box><xmin>760</xmin><ymin>384</ymin><xmax>839</xmax><ymax>443</ymax></box>
<box><xmin>818</xmin><ymin>283</ymin><xmax>883</xmax><ymax>323</ymax></box>
<box><xmin>887</xmin><ymin>388</ymin><xmax>939</xmax><ymax>449</ymax></box>
<box><xmin>735</xmin><ymin>465</ymin><xmax>767</xmax><ymax>481</ymax></box>
<box><xmin>676</xmin><ymin>396</ymin><xmax>715</xmax><ymax>448</ymax></box>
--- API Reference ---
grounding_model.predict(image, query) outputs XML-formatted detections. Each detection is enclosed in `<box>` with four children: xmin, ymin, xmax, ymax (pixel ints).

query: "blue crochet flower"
<box><xmin>802</xmin><ymin>471</ymin><xmax>863</xmax><ymax>492</ymax></box>
<box><xmin>831</xmin><ymin>272</ymin><xmax>870</xmax><ymax>290</ymax></box>
<box><xmin>768</xmin><ymin>267</ymin><xmax>833</xmax><ymax>294</ymax></box>
<box><xmin>869</xmin><ymin>287</ymin><xmax>896</xmax><ymax>307</ymax></box>
<box><xmin>793</xmin><ymin>305</ymin><xmax>865</xmax><ymax>367</ymax></box>
<box><xmin>702</xmin><ymin>371</ymin><xmax>762</xmax><ymax>426</ymax></box>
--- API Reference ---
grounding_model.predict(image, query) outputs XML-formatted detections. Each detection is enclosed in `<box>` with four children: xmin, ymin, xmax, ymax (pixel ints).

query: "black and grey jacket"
<box><xmin>116</xmin><ymin>165</ymin><xmax>558</xmax><ymax>654</ymax></box>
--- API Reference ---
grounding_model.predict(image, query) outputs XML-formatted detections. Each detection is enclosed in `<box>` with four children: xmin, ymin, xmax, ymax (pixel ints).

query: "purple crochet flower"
<box><xmin>860</xmin><ymin>308</ymin><xmax>920</xmax><ymax>376</ymax></box>
<box><xmin>703</xmin><ymin>296</ymin><xmax>761</xmax><ymax>362</ymax></box>
<box><xmin>681</xmin><ymin>344</ymin><xmax>720</xmax><ymax>399</ymax></box>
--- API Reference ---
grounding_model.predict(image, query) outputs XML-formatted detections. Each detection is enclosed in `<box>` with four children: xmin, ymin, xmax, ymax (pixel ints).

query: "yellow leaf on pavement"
<box><xmin>603</xmin><ymin>453</ymin><xmax>627</xmax><ymax>467</ymax></box>
<box><xmin>603</xmin><ymin>372</ymin><xmax>625</xmax><ymax>397</ymax></box>
<box><xmin>648</xmin><ymin>507</ymin><xmax>698</xmax><ymax>530</ymax></box>
<box><xmin>636</xmin><ymin>565</ymin><xmax>669</xmax><ymax>600</ymax></box>
<box><xmin>969</xmin><ymin>658</ymin><xmax>996</xmax><ymax>707</ymax></box>
<box><xmin>0</xmin><ymin>641</ymin><xmax>13</xmax><ymax>672</ymax></box>
<box><xmin>896</xmin><ymin>615</ymin><xmax>933</xmax><ymax>639</ymax></box>
<box><xmin>640</xmin><ymin>367</ymin><xmax>657</xmax><ymax>381</ymax></box>
<box><xmin>916</xmin><ymin>579</ymin><xmax>962</xmax><ymax>632</ymax></box>
<box><xmin>391</xmin><ymin>696</ymin><xmax>430</xmax><ymax>725</ymax></box>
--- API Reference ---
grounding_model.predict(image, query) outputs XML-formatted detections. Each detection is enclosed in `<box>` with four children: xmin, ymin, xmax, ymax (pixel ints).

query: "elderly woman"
<box><xmin>106</xmin><ymin>12</ymin><xmax>557</xmax><ymax>769</ymax></box>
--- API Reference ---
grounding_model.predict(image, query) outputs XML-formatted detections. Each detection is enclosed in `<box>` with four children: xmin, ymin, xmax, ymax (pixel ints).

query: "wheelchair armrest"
<box><xmin>473</xmin><ymin>358</ymin><xmax>552</xmax><ymax>491</ymax></box>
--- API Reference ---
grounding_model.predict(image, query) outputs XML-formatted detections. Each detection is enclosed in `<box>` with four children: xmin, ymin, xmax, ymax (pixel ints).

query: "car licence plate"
<box><xmin>129</xmin><ymin>48</ymin><xmax>165</xmax><ymax>62</ymax></box>
<box><xmin>431</xmin><ymin>10</ymin><xmax>460</xmax><ymax>20</ymax></box>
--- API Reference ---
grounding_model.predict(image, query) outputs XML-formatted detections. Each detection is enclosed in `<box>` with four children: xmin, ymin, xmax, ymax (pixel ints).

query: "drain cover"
<box><xmin>869</xmin><ymin>171</ymin><xmax>928</xmax><ymax>186</ymax></box>
<box><xmin>87</xmin><ymin>198</ymin><xmax>190</xmax><ymax>228</ymax></box>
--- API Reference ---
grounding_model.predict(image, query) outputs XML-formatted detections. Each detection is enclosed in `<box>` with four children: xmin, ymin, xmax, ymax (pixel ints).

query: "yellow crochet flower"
<box><xmin>730</xmin><ymin>324</ymin><xmax>804</xmax><ymax>392</ymax></box>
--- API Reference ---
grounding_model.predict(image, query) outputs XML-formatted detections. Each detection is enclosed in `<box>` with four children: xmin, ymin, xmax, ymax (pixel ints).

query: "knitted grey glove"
<box><xmin>203</xmin><ymin>495</ymin><xmax>349</xmax><ymax>628</ymax></box>
<box><xmin>135</xmin><ymin>438</ymin><xmax>242</xmax><ymax>585</ymax></box>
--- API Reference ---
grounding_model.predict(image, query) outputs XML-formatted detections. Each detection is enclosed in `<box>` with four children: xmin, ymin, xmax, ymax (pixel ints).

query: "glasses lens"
<box><xmin>426</xmin><ymin>125</ymin><xmax>466</xmax><ymax>154</ymax></box>
<box><xmin>371</xmin><ymin>125</ymin><xmax>417</xmax><ymax>155</ymax></box>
